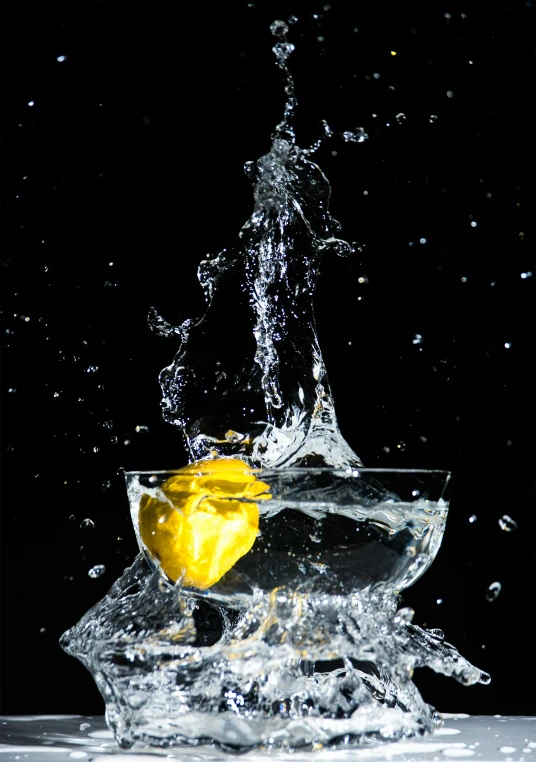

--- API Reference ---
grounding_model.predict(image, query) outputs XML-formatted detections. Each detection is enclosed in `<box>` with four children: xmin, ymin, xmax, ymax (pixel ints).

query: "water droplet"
<box><xmin>124</xmin><ymin>439</ymin><xmax>131</xmax><ymax>446</ymax></box>
<box><xmin>521</xmin><ymin>271</ymin><xmax>533</xmax><ymax>279</ymax></box>
<box><xmin>93</xmin><ymin>446</ymin><xmax>100</xmax><ymax>453</ymax></box>
<box><xmin>28</xmin><ymin>100</ymin><xmax>35</xmax><ymax>107</ymax></box>
<box><xmin>135</xmin><ymin>425</ymin><xmax>149</xmax><ymax>434</ymax></box>
<box><xmin>446</xmin><ymin>90</ymin><xmax>455</xmax><ymax>98</ymax></box>
<box><xmin>461</xmin><ymin>276</ymin><xmax>468</xmax><ymax>283</ymax></box>
<box><xmin>80</xmin><ymin>518</ymin><xmax>95</xmax><ymax>530</ymax></box>
<box><xmin>412</xmin><ymin>334</ymin><xmax>423</xmax><ymax>345</ymax></box>
<box><xmin>486</xmin><ymin>581</ymin><xmax>501</xmax><ymax>601</ymax></box>
<box><xmin>101</xmin><ymin>480</ymin><xmax>111</xmax><ymax>490</ymax></box>
<box><xmin>86</xmin><ymin>365</ymin><xmax>99</xmax><ymax>373</ymax></box>
<box><xmin>436</xmin><ymin>598</ymin><xmax>443</xmax><ymax>605</ymax></box>
<box><xmin>429</xmin><ymin>114</ymin><xmax>438</xmax><ymax>123</ymax></box>
<box><xmin>79</xmin><ymin>723</ymin><xmax>91</xmax><ymax>731</ymax></box>
<box><xmin>270</xmin><ymin>19</ymin><xmax>288</xmax><ymax>38</ymax></box>
<box><xmin>469</xmin><ymin>514</ymin><xmax>477</xmax><ymax>523</ymax></box>
<box><xmin>396</xmin><ymin>441</ymin><xmax>406</xmax><ymax>451</ymax></box>
<box><xmin>88</xmin><ymin>564</ymin><xmax>106</xmax><ymax>579</ymax></box>
<box><xmin>148</xmin><ymin>475</ymin><xmax>158</xmax><ymax>484</ymax></box>
<box><xmin>470</xmin><ymin>221</ymin><xmax>478</xmax><ymax>227</ymax></box>
<box><xmin>499</xmin><ymin>514</ymin><xmax>517</xmax><ymax>532</ymax></box>
<box><xmin>499</xmin><ymin>748</ymin><xmax>517</xmax><ymax>754</ymax></box>
<box><xmin>504</xmin><ymin>342</ymin><xmax>511</xmax><ymax>349</ymax></box>
<box><xmin>56</xmin><ymin>55</ymin><xmax>68</xmax><ymax>62</ymax></box>
<box><xmin>411</xmin><ymin>489</ymin><xmax>421</xmax><ymax>497</ymax></box>
<box><xmin>288</xmin><ymin>15</ymin><xmax>298</xmax><ymax>24</ymax></box>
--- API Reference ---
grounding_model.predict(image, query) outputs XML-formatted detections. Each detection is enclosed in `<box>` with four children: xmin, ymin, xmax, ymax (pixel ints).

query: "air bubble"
<box><xmin>88</xmin><ymin>565</ymin><xmax>106</xmax><ymax>579</ymax></box>
<box><xmin>520</xmin><ymin>271</ymin><xmax>532</xmax><ymax>279</ymax></box>
<box><xmin>135</xmin><ymin>425</ymin><xmax>149</xmax><ymax>434</ymax></box>
<box><xmin>499</xmin><ymin>514</ymin><xmax>517</xmax><ymax>532</ymax></box>
<box><xmin>270</xmin><ymin>20</ymin><xmax>288</xmax><ymax>38</ymax></box>
<box><xmin>101</xmin><ymin>480</ymin><xmax>111</xmax><ymax>490</ymax></box>
<box><xmin>80</xmin><ymin>518</ymin><xmax>95</xmax><ymax>530</ymax></box>
<box><xmin>412</xmin><ymin>334</ymin><xmax>423</xmax><ymax>345</ymax></box>
<box><xmin>86</xmin><ymin>366</ymin><xmax>99</xmax><ymax>373</ymax></box>
<box><xmin>469</xmin><ymin>514</ymin><xmax>477</xmax><ymax>523</ymax></box>
<box><xmin>485</xmin><ymin>581</ymin><xmax>501</xmax><ymax>602</ymax></box>
<box><xmin>396</xmin><ymin>113</ymin><xmax>406</xmax><ymax>124</ymax></box>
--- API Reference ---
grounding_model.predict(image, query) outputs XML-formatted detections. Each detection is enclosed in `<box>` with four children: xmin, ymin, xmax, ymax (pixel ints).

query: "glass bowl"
<box><xmin>125</xmin><ymin>466</ymin><xmax>450</xmax><ymax>605</ymax></box>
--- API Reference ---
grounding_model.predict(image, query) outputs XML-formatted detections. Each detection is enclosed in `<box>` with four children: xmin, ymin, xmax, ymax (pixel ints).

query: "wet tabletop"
<box><xmin>1</xmin><ymin>715</ymin><xmax>535</xmax><ymax>762</ymax></box>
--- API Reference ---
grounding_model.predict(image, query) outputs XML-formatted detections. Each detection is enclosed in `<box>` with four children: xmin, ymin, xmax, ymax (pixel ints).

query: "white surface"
<box><xmin>0</xmin><ymin>714</ymin><xmax>535</xmax><ymax>762</ymax></box>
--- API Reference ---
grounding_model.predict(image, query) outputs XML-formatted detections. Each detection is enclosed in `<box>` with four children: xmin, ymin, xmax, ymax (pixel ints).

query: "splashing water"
<box><xmin>153</xmin><ymin>20</ymin><xmax>363</xmax><ymax>470</ymax></box>
<box><xmin>61</xmin><ymin>20</ymin><xmax>488</xmax><ymax>751</ymax></box>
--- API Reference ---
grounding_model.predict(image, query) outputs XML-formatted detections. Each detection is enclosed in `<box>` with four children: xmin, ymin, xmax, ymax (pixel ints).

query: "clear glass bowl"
<box><xmin>125</xmin><ymin>466</ymin><xmax>450</xmax><ymax>605</ymax></box>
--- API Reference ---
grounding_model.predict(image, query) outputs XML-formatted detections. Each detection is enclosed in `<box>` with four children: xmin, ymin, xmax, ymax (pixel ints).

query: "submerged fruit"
<box><xmin>139</xmin><ymin>458</ymin><xmax>271</xmax><ymax>589</ymax></box>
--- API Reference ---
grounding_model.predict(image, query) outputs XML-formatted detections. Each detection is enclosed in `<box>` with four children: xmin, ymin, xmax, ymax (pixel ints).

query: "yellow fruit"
<box><xmin>139</xmin><ymin>458</ymin><xmax>271</xmax><ymax>589</ymax></box>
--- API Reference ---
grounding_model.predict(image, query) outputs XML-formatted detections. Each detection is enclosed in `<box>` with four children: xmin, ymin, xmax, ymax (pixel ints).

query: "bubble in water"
<box><xmin>469</xmin><ymin>514</ymin><xmax>477</xmax><ymax>523</ymax></box>
<box><xmin>103</xmin><ymin>420</ymin><xmax>114</xmax><ymax>429</ymax></box>
<box><xmin>270</xmin><ymin>20</ymin><xmax>289</xmax><ymax>38</ymax></box>
<box><xmin>88</xmin><ymin>565</ymin><xmax>106</xmax><ymax>579</ymax></box>
<box><xmin>412</xmin><ymin>334</ymin><xmax>423</xmax><ymax>345</ymax></box>
<box><xmin>396</xmin><ymin>113</ymin><xmax>406</xmax><ymax>124</ymax></box>
<box><xmin>86</xmin><ymin>366</ymin><xmax>99</xmax><ymax>373</ymax></box>
<box><xmin>288</xmin><ymin>15</ymin><xmax>298</xmax><ymax>24</ymax></box>
<box><xmin>80</xmin><ymin>518</ymin><xmax>95</xmax><ymax>530</ymax></box>
<box><xmin>69</xmin><ymin>515</ymin><xmax>76</xmax><ymax>522</ymax></box>
<box><xmin>135</xmin><ymin>425</ymin><xmax>150</xmax><ymax>434</ymax></box>
<box><xmin>101</xmin><ymin>480</ymin><xmax>111</xmax><ymax>490</ymax></box>
<box><xmin>520</xmin><ymin>271</ymin><xmax>532</xmax><ymax>279</ymax></box>
<box><xmin>486</xmin><ymin>581</ymin><xmax>501</xmax><ymax>602</ymax></box>
<box><xmin>499</xmin><ymin>514</ymin><xmax>517</xmax><ymax>532</ymax></box>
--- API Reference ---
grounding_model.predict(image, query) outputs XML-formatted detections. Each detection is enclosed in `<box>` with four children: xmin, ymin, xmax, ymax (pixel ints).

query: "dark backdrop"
<box><xmin>1</xmin><ymin>0</ymin><xmax>535</xmax><ymax>717</ymax></box>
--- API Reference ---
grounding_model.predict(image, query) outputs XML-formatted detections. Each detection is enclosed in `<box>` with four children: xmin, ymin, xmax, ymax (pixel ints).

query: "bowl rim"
<box><xmin>123</xmin><ymin>467</ymin><xmax>452</xmax><ymax>477</ymax></box>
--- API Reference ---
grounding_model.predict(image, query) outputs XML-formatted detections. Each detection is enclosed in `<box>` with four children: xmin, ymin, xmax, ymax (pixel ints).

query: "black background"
<box><xmin>1</xmin><ymin>0</ymin><xmax>535</xmax><ymax>717</ymax></box>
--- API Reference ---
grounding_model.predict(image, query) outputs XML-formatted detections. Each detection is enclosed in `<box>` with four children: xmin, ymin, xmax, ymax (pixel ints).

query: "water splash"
<box><xmin>61</xmin><ymin>553</ymin><xmax>488</xmax><ymax>750</ymax></box>
<box><xmin>61</xmin><ymin>20</ymin><xmax>488</xmax><ymax>752</ymax></box>
<box><xmin>155</xmin><ymin>22</ymin><xmax>365</xmax><ymax>470</ymax></box>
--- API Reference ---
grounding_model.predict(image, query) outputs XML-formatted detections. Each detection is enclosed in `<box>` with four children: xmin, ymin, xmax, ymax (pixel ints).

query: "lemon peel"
<box><xmin>139</xmin><ymin>458</ymin><xmax>271</xmax><ymax>589</ymax></box>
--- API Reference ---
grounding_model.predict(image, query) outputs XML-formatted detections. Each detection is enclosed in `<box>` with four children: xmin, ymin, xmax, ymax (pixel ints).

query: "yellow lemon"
<box><xmin>139</xmin><ymin>458</ymin><xmax>271</xmax><ymax>589</ymax></box>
